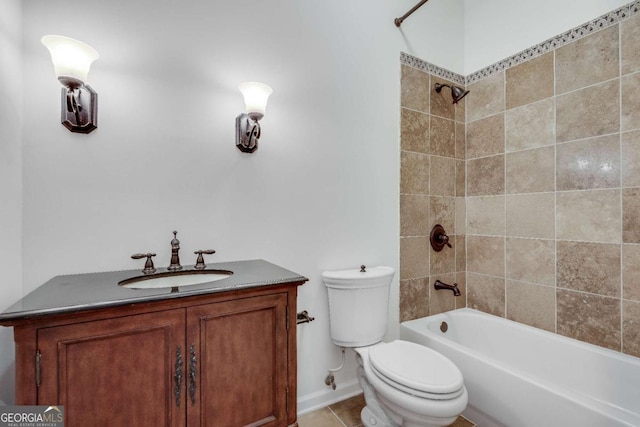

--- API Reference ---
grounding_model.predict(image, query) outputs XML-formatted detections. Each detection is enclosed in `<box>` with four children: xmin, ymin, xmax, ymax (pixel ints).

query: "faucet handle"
<box><xmin>194</xmin><ymin>250</ymin><xmax>216</xmax><ymax>270</ymax></box>
<box><xmin>131</xmin><ymin>253</ymin><xmax>157</xmax><ymax>275</ymax></box>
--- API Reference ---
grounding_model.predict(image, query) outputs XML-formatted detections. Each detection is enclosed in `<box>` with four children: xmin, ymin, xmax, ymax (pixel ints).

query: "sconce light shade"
<box><xmin>41</xmin><ymin>35</ymin><xmax>99</xmax><ymax>133</ymax></box>
<box><xmin>236</xmin><ymin>82</ymin><xmax>272</xmax><ymax>153</ymax></box>
<box><xmin>238</xmin><ymin>82</ymin><xmax>273</xmax><ymax>118</ymax></box>
<box><xmin>41</xmin><ymin>35</ymin><xmax>99</xmax><ymax>87</ymax></box>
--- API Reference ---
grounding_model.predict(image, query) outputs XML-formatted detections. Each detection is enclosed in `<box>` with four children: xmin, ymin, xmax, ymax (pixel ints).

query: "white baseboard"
<box><xmin>297</xmin><ymin>379</ymin><xmax>362</xmax><ymax>416</ymax></box>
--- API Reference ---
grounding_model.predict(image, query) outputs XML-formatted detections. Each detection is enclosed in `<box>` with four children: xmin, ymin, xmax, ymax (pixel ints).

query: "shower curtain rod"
<box><xmin>394</xmin><ymin>0</ymin><xmax>430</xmax><ymax>27</ymax></box>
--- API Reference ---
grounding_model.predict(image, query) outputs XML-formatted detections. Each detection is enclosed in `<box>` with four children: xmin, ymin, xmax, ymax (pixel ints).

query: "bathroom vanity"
<box><xmin>0</xmin><ymin>259</ymin><xmax>307</xmax><ymax>427</ymax></box>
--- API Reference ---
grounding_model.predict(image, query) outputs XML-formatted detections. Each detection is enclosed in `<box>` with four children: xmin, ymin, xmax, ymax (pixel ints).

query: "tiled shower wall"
<box><xmin>399</xmin><ymin>65</ymin><xmax>467</xmax><ymax>321</ymax></box>
<box><xmin>400</xmin><ymin>4</ymin><xmax>640</xmax><ymax>358</ymax></box>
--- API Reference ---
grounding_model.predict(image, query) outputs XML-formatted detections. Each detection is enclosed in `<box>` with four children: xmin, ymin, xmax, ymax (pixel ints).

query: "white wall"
<box><xmin>0</xmin><ymin>0</ymin><xmax>22</xmax><ymax>405</ymax></box>
<box><xmin>464</xmin><ymin>0</ymin><xmax>632</xmax><ymax>74</ymax></box>
<box><xmin>13</xmin><ymin>0</ymin><xmax>463</xmax><ymax>411</ymax></box>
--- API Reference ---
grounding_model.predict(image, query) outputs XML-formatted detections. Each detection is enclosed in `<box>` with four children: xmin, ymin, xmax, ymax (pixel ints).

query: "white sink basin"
<box><xmin>119</xmin><ymin>270</ymin><xmax>232</xmax><ymax>289</ymax></box>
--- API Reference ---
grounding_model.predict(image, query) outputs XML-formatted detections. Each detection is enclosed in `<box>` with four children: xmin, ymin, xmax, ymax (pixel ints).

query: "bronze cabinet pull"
<box><xmin>174</xmin><ymin>346</ymin><xmax>183</xmax><ymax>407</ymax></box>
<box><xmin>189</xmin><ymin>344</ymin><xmax>197</xmax><ymax>405</ymax></box>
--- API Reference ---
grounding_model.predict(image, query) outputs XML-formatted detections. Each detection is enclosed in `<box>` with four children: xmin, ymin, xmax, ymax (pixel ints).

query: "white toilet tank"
<box><xmin>322</xmin><ymin>266</ymin><xmax>395</xmax><ymax>347</ymax></box>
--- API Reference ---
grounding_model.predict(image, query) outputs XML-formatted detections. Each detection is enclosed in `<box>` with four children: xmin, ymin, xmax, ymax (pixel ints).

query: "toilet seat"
<box><xmin>368</xmin><ymin>340</ymin><xmax>464</xmax><ymax>400</ymax></box>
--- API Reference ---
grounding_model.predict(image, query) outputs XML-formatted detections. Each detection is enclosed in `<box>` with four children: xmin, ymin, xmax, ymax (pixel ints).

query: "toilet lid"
<box><xmin>369</xmin><ymin>340</ymin><xmax>464</xmax><ymax>398</ymax></box>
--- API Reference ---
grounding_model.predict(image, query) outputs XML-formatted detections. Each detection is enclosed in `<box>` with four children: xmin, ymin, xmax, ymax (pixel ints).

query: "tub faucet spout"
<box><xmin>434</xmin><ymin>280</ymin><xmax>461</xmax><ymax>296</ymax></box>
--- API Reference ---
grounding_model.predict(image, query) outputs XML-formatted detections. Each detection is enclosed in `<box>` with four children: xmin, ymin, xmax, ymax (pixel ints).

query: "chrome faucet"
<box><xmin>434</xmin><ymin>280</ymin><xmax>461</xmax><ymax>296</ymax></box>
<box><xmin>168</xmin><ymin>230</ymin><xmax>182</xmax><ymax>271</ymax></box>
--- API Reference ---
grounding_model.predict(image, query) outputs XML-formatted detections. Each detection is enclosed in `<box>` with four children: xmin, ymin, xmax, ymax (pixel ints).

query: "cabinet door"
<box><xmin>187</xmin><ymin>293</ymin><xmax>288</xmax><ymax>427</ymax></box>
<box><xmin>37</xmin><ymin>309</ymin><xmax>186</xmax><ymax>427</ymax></box>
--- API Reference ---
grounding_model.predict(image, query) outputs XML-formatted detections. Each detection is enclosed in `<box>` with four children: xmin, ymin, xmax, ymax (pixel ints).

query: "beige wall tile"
<box><xmin>557</xmin><ymin>289</ymin><xmax>621</xmax><ymax>351</ymax></box>
<box><xmin>456</xmin><ymin>159</ymin><xmax>465</xmax><ymax>197</ymax></box>
<box><xmin>467</xmin><ymin>195</ymin><xmax>505</xmax><ymax>236</ymax></box>
<box><xmin>621</xmin><ymin>14</ymin><xmax>640</xmax><ymax>75</ymax></box>
<box><xmin>430</xmin><ymin>116</ymin><xmax>456</xmax><ymax>158</ymax></box>
<box><xmin>430</xmin><ymin>240</ymin><xmax>456</xmax><ymax>275</ymax></box>
<box><xmin>506</xmin><ymin>52</ymin><xmax>554</xmax><ymax>109</ymax></box>
<box><xmin>455</xmin><ymin>197</ymin><xmax>466</xmax><ymax>235</ymax></box>
<box><xmin>506</xmin><ymin>193</ymin><xmax>555</xmax><ymax>239</ymax></box>
<box><xmin>622</xmin><ymin>72</ymin><xmax>640</xmax><ymax>131</ymax></box>
<box><xmin>468</xmin><ymin>273</ymin><xmax>505</xmax><ymax>317</ymax></box>
<box><xmin>555</xmin><ymin>26</ymin><xmax>619</xmax><ymax>94</ymax></box>
<box><xmin>623</xmin><ymin>300</ymin><xmax>640</xmax><ymax>358</ymax></box>
<box><xmin>401</xmin><ymin>151</ymin><xmax>429</xmax><ymax>195</ymax></box>
<box><xmin>505</xmin><ymin>98</ymin><xmax>555</xmax><ymax>152</ymax></box>
<box><xmin>430</xmin><ymin>273</ymin><xmax>456</xmax><ymax>314</ymax></box>
<box><xmin>557</xmin><ymin>240</ymin><xmax>621</xmax><ymax>297</ymax></box>
<box><xmin>400</xmin><ymin>236</ymin><xmax>429</xmax><ymax>280</ymax></box>
<box><xmin>506</xmin><ymin>146</ymin><xmax>555</xmax><ymax>194</ymax></box>
<box><xmin>455</xmin><ymin>272</ymin><xmax>467</xmax><ymax>309</ymax></box>
<box><xmin>467</xmin><ymin>71</ymin><xmax>505</xmax><ymax>122</ymax></box>
<box><xmin>623</xmin><ymin>188</ymin><xmax>640</xmax><ymax>243</ymax></box>
<box><xmin>400</xmin><ymin>278</ymin><xmax>430</xmax><ymax>322</ymax></box>
<box><xmin>455</xmin><ymin>95</ymin><xmax>466</xmax><ymax>123</ymax></box>
<box><xmin>623</xmin><ymin>244</ymin><xmax>640</xmax><ymax>302</ymax></box>
<box><xmin>506</xmin><ymin>280</ymin><xmax>555</xmax><ymax>332</ymax></box>
<box><xmin>467</xmin><ymin>155</ymin><xmax>505</xmax><ymax>196</ymax></box>
<box><xmin>431</xmin><ymin>156</ymin><xmax>456</xmax><ymax>196</ymax></box>
<box><xmin>467</xmin><ymin>235</ymin><xmax>505</xmax><ymax>277</ymax></box>
<box><xmin>400</xmin><ymin>194</ymin><xmax>429</xmax><ymax>237</ymax></box>
<box><xmin>467</xmin><ymin>114</ymin><xmax>504</xmax><ymax>159</ymax></box>
<box><xmin>430</xmin><ymin>196</ymin><xmax>456</xmax><ymax>234</ymax></box>
<box><xmin>401</xmin><ymin>108</ymin><xmax>429</xmax><ymax>153</ymax></box>
<box><xmin>506</xmin><ymin>238</ymin><xmax>556</xmax><ymax>286</ymax></box>
<box><xmin>557</xmin><ymin>189</ymin><xmax>621</xmax><ymax>242</ymax></box>
<box><xmin>556</xmin><ymin>80</ymin><xmax>620</xmax><ymax>143</ymax></box>
<box><xmin>455</xmin><ymin>122</ymin><xmax>466</xmax><ymax>160</ymax></box>
<box><xmin>556</xmin><ymin>134</ymin><xmax>620</xmax><ymax>190</ymax></box>
<box><xmin>455</xmin><ymin>235</ymin><xmax>466</xmax><ymax>273</ymax></box>
<box><xmin>622</xmin><ymin>130</ymin><xmax>640</xmax><ymax>187</ymax></box>
<box><xmin>401</xmin><ymin>65</ymin><xmax>429</xmax><ymax>112</ymax></box>
<box><xmin>431</xmin><ymin>77</ymin><xmax>456</xmax><ymax>120</ymax></box>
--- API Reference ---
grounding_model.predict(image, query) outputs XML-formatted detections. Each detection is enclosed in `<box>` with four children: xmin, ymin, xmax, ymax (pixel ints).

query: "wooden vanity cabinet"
<box><xmin>10</xmin><ymin>284</ymin><xmax>300</xmax><ymax>427</ymax></box>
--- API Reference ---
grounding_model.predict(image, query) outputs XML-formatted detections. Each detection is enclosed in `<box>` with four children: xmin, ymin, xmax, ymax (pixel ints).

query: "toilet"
<box><xmin>322</xmin><ymin>266</ymin><xmax>467</xmax><ymax>427</ymax></box>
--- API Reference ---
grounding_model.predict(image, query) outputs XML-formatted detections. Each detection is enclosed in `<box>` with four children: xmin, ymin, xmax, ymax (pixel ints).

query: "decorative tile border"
<box><xmin>402</xmin><ymin>1</ymin><xmax>638</xmax><ymax>85</ymax></box>
<box><xmin>466</xmin><ymin>1</ymin><xmax>634</xmax><ymax>84</ymax></box>
<box><xmin>400</xmin><ymin>52</ymin><xmax>465</xmax><ymax>85</ymax></box>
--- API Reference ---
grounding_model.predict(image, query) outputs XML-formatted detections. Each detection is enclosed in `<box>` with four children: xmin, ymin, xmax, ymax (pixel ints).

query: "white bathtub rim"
<box><xmin>406</xmin><ymin>308</ymin><xmax>640</xmax><ymax>365</ymax></box>
<box><xmin>400</xmin><ymin>308</ymin><xmax>640</xmax><ymax>426</ymax></box>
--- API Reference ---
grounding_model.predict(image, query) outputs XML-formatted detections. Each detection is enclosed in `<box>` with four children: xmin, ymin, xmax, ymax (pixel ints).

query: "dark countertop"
<box><xmin>0</xmin><ymin>259</ymin><xmax>308</xmax><ymax>324</ymax></box>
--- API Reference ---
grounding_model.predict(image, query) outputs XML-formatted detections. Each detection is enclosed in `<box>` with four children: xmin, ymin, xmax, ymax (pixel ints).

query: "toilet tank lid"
<box><xmin>322</xmin><ymin>266</ymin><xmax>395</xmax><ymax>288</ymax></box>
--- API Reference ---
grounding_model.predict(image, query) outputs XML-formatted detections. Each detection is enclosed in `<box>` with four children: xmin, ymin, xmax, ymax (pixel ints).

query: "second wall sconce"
<box><xmin>236</xmin><ymin>82</ymin><xmax>272</xmax><ymax>153</ymax></box>
<box><xmin>41</xmin><ymin>35</ymin><xmax>99</xmax><ymax>133</ymax></box>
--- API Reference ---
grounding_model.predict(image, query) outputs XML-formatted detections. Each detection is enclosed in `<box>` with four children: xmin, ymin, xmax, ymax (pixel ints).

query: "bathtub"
<box><xmin>400</xmin><ymin>308</ymin><xmax>640</xmax><ymax>427</ymax></box>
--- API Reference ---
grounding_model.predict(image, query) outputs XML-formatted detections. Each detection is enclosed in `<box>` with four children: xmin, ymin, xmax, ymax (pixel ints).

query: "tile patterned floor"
<box><xmin>298</xmin><ymin>394</ymin><xmax>476</xmax><ymax>427</ymax></box>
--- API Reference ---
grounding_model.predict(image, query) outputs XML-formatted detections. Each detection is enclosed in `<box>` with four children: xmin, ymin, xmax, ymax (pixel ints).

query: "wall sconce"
<box><xmin>41</xmin><ymin>35</ymin><xmax>99</xmax><ymax>133</ymax></box>
<box><xmin>236</xmin><ymin>82</ymin><xmax>272</xmax><ymax>153</ymax></box>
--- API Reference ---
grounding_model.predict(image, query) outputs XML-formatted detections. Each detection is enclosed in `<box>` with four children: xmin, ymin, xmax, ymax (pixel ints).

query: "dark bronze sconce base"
<box><xmin>60</xmin><ymin>85</ymin><xmax>97</xmax><ymax>133</ymax></box>
<box><xmin>235</xmin><ymin>113</ymin><xmax>263</xmax><ymax>153</ymax></box>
